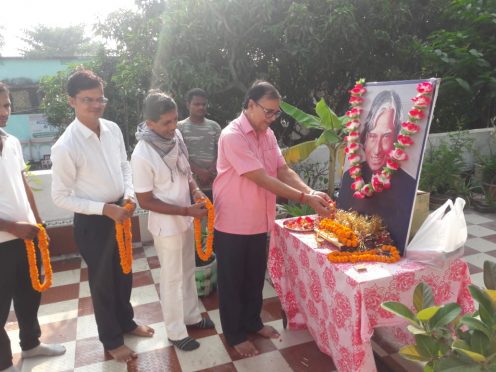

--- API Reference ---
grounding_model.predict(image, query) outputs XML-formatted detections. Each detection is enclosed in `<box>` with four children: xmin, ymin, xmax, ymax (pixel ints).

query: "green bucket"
<box><xmin>195</xmin><ymin>256</ymin><xmax>217</xmax><ymax>297</ymax></box>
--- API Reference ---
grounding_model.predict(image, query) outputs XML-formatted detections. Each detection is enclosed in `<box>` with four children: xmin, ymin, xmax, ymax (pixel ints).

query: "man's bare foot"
<box><xmin>107</xmin><ymin>345</ymin><xmax>137</xmax><ymax>362</ymax></box>
<box><xmin>128</xmin><ymin>325</ymin><xmax>155</xmax><ymax>337</ymax></box>
<box><xmin>233</xmin><ymin>340</ymin><xmax>259</xmax><ymax>358</ymax></box>
<box><xmin>257</xmin><ymin>325</ymin><xmax>280</xmax><ymax>339</ymax></box>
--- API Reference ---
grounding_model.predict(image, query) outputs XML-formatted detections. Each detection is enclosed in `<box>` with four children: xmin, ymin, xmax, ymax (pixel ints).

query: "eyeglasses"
<box><xmin>255</xmin><ymin>101</ymin><xmax>282</xmax><ymax>119</ymax></box>
<box><xmin>77</xmin><ymin>96</ymin><xmax>109</xmax><ymax>105</ymax></box>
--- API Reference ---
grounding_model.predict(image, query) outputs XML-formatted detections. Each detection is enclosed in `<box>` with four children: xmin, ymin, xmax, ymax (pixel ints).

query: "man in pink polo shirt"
<box><xmin>213</xmin><ymin>80</ymin><xmax>332</xmax><ymax>357</ymax></box>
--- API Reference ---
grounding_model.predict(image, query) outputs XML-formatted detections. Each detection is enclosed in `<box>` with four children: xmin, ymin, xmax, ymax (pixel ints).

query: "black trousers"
<box><xmin>214</xmin><ymin>229</ymin><xmax>267</xmax><ymax>346</ymax></box>
<box><xmin>73</xmin><ymin>213</ymin><xmax>136</xmax><ymax>350</ymax></box>
<box><xmin>0</xmin><ymin>239</ymin><xmax>41</xmax><ymax>370</ymax></box>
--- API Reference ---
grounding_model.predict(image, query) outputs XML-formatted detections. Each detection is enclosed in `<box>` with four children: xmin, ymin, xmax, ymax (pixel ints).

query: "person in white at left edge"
<box><xmin>50</xmin><ymin>69</ymin><xmax>154</xmax><ymax>363</ymax></box>
<box><xmin>0</xmin><ymin>81</ymin><xmax>65</xmax><ymax>372</ymax></box>
<box><xmin>131</xmin><ymin>90</ymin><xmax>215</xmax><ymax>352</ymax></box>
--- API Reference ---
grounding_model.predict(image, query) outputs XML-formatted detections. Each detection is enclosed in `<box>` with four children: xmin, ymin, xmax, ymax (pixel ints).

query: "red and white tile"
<box><xmin>5</xmin><ymin>208</ymin><xmax>496</xmax><ymax>371</ymax></box>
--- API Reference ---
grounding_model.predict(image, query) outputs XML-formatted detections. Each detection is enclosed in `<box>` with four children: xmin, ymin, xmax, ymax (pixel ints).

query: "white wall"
<box><xmin>29</xmin><ymin>170</ymin><xmax>152</xmax><ymax>243</ymax></box>
<box><xmin>290</xmin><ymin>127</ymin><xmax>495</xmax><ymax>188</ymax></box>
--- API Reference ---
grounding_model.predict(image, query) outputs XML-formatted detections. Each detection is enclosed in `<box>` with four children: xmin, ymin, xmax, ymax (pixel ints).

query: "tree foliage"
<box><xmin>20</xmin><ymin>25</ymin><xmax>102</xmax><ymax>57</ymax></box>
<box><xmin>417</xmin><ymin>0</ymin><xmax>496</xmax><ymax>131</ymax></box>
<box><xmin>39</xmin><ymin>0</ymin><xmax>166</xmax><ymax>150</ymax></box>
<box><xmin>155</xmin><ymin>0</ymin><xmax>454</xmax><ymax>142</ymax></box>
<box><xmin>38</xmin><ymin>0</ymin><xmax>494</xmax><ymax>152</ymax></box>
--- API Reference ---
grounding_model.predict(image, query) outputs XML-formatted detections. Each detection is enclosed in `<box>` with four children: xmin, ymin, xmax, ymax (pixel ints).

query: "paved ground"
<box><xmin>6</xmin><ymin>208</ymin><xmax>496</xmax><ymax>371</ymax></box>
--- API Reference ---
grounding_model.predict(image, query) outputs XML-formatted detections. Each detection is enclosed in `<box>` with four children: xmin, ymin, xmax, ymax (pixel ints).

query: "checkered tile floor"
<box><xmin>6</xmin><ymin>208</ymin><xmax>496</xmax><ymax>372</ymax></box>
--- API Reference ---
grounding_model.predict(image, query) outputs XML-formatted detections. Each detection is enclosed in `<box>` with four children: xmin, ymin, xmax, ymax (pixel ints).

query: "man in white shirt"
<box><xmin>131</xmin><ymin>90</ymin><xmax>215</xmax><ymax>352</ymax></box>
<box><xmin>50</xmin><ymin>69</ymin><xmax>154</xmax><ymax>363</ymax></box>
<box><xmin>0</xmin><ymin>82</ymin><xmax>65</xmax><ymax>372</ymax></box>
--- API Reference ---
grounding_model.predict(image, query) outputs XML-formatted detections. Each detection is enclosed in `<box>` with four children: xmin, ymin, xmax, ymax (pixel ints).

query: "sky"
<box><xmin>0</xmin><ymin>0</ymin><xmax>138</xmax><ymax>56</ymax></box>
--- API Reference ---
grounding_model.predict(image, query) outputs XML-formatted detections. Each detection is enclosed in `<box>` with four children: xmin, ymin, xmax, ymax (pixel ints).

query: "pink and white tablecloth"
<box><xmin>268</xmin><ymin>218</ymin><xmax>474</xmax><ymax>372</ymax></box>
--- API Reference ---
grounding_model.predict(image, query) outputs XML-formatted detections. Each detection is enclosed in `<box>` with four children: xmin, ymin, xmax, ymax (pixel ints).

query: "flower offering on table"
<box><xmin>283</xmin><ymin>216</ymin><xmax>316</xmax><ymax>232</ymax></box>
<box><xmin>268</xmin><ymin>219</ymin><xmax>474</xmax><ymax>372</ymax></box>
<box><xmin>314</xmin><ymin>209</ymin><xmax>400</xmax><ymax>264</ymax></box>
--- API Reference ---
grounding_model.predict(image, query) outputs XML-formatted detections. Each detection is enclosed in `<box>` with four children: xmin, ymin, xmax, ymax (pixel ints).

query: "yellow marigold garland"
<box><xmin>327</xmin><ymin>245</ymin><xmax>401</xmax><ymax>264</ymax></box>
<box><xmin>318</xmin><ymin>219</ymin><xmax>359</xmax><ymax>248</ymax></box>
<box><xmin>194</xmin><ymin>197</ymin><xmax>215</xmax><ymax>262</ymax></box>
<box><xmin>24</xmin><ymin>224</ymin><xmax>53</xmax><ymax>292</ymax></box>
<box><xmin>116</xmin><ymin>203</ymin><xmax>133</xmax><ymax>274</ymax></box>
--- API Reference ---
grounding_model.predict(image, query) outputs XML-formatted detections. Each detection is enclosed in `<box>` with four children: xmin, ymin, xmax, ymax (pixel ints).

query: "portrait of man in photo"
<box><xmin>338</xmin><ymin>79</ymin><xmax>438</xmax><ymax>254</ymax></box>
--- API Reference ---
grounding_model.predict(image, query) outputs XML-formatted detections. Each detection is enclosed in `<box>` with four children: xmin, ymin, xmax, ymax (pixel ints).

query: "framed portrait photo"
<box><xmin>337</xmin><ymin>78</ymin><xmax>440</xmax><ymax>254</ymax></box>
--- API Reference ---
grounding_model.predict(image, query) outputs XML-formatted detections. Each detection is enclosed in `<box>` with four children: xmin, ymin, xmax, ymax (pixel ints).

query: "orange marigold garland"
<box><xmin>194</xmin><ymin>197</ymin><xmax>214</xmax><ymax>262</ymax></box>
<box><xmin>116</xmin><ymin>202</ymin><xmax>133</xmax><ymax>274</ymax></box>
<box><xmin>317</xmin><ymin>212</ymin><xmax>401</xmax><ymax>264</ymax></box>
<box><xmin>317</xmin><ymin>219</ymin><xmax>359</xmax><ymax>248</ymax></box>
<box><xmin>24</xmin><ymin>224</ymin><xmax>53</xmax><ymax>292</ymax></box>
<box><xmin>327</xmin><ymin>245</ymin><xmax>401</xmax><ymax>264</ymax></box>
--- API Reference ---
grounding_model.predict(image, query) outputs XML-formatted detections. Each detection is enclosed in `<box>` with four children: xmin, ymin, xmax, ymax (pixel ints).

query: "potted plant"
<box><xmin>381</xmin><ymin>261</ymin><xmax>496</xmax><ymax>371</ymax></box>
<box><xmin>419</xmin><ymin>132</ymin><xmax>472</xmax><ymax>209</ymax></box>
<box><xmin>480</xmin><ymin>155</ymin><xmax>496</xmax><ymax>199</ymax></box>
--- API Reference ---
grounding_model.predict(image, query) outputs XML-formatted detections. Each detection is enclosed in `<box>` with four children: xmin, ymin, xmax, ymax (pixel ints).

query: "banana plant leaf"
<box><xmin>280</xmin><ymin>101</ymin><xmax>322</xmax><ymax>129</ymax></box>
<box><xmin>282</xmin><ymin>140</ymin><xmax>317</xmax><ymax>165</ymax></box>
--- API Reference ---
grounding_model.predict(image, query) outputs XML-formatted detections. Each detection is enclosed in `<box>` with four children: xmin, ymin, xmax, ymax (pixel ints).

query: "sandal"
<box><xmin>168</xmin><ymin>336</ymin><xmax>200</xmax><ymax>351</ymax></box>
<box><xmin>189</xmin><ymin>317</ymin><xmax>215</xmax><ymax>329</ymax></box>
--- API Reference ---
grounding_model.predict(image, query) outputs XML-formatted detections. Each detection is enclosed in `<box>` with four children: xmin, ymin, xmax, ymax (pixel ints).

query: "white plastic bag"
<box><xmin>406</xmin><ymin>197</ymin><xmax>467</xmax><ymax>266</ymax></box>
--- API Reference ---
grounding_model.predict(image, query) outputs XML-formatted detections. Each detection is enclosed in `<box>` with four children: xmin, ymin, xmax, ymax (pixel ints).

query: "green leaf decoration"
<box><xmin>315</xmin><ymin>98</ymin><xmax>333</xmax><ymax>130</ymax></box>
<box><xmin>281</xmin><ymin>140</ymin><xmax>317</xmax><ymax>165</ymax></box>
<box><xmin>429</xmin><ymin>303</ymin><xmax>461</xmax><ymax>328</ymax></box>
<box><xmin>415</xmin><ymin>334</ymin><xmax>439</xmax><ymax>358</ymax></box>
<box><xmin>470</xmin><ymin>285</ymin><xmax>495</xmax><ymax>316</ymax></box>
<box><xmin>399</xmin><ymin>345</ymin><xmax>431</xmax><ymax>362</ymax></box>
<box><xmin>484</xmin><ymin>261</ymin><xmax>496</xmax><ymax>290</ymax></box>
<box><xmin>280</xmin><ymin>101</ymin><xmax>322</xmax><ymax>129</ymax></box>
<box><xmin>413</xmin><ymin>282</ymin><xmax>435</xmax><ymax>312</ymax></box>
<box><xmin>478</xmin><ymin>305</ymin><xmax>495</xmax><ymax>328</ymax></box>
<box><xmin>316</xmin><ymin>130</ymin><xmax>341</xmax><ymax>147</ymax></box>
<box><xmin>407</xmin><ymin>324</ymin><xmax>426</xmax><ymax>335</ymax></box>
<box><xmin>470</xmin><ymin>331</ymin><xmax>489</xmax><ymax>356</ymax></box>
<box><xmin>435</xmin><ymin>358</ymin><xmax>482</xmax><ymax>372</ymax></box>
<box><xmin>484</xmin><ymin>289</ymin><xmax>496</xmax><ymax>308</ymax></box>
<box><xmin>453</xmin><ymin>339</ymin><xmax>487</xmax><ymax>363</ymax></box>
<box><xmin>381</xmin><ymin>302</ymin><xmax>418</xmax><ymax>324</ymax></box>
<box><xmin>460</xmin><ymin>315</ymin><xmax>491</xmax><ymax>338</ymax></box>
<box><xmin>417</xmin><ymin>306</ymin><xmax>440</xmax><ymax>322</ymax></box>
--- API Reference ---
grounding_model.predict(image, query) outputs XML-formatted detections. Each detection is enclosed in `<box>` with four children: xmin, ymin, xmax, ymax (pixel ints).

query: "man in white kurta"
<box><xmin>131</xmin><ymin>90</ymin><xmax>215</xmax><ymax>352</ymax></box>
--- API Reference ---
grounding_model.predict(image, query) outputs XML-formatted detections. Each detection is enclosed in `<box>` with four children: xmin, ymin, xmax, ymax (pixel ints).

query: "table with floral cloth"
<box><xmin>268</xmin><ymin>218</ymin><xmax>474</xmax><ymax>372</ymax></box>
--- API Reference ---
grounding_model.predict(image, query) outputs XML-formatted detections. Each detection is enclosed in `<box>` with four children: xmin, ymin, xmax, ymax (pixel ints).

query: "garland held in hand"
<box><xmin>116</xmin><ymin>202</ymin><xmax>133</xmax><ymax>274</ymax></box>
<box><xmin>194</xmin><ymin>197</ymin><xmax>215</xmax><ymax>262</ymax></box>
<box><xmin>24</xmin><ymin>224</ymin><xmax>53</xmax><ymax>292</ymax></box>
<box><xmin>344</xmin><ymin>79</ymin><xmax>434</xmax><ymax>198</ymax></box>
